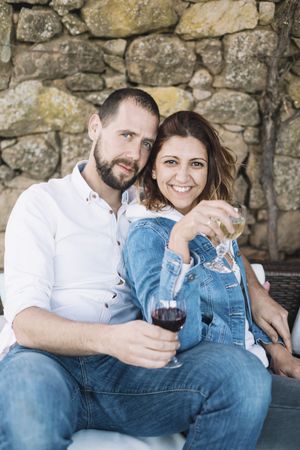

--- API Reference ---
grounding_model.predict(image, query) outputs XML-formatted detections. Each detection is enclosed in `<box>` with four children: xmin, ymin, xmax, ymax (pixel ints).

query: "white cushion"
<box><xmin>251</xmin><ymin>263</ymin><xmax>265</xmax><ymax>285</ymax></box>
<box><xmin>292</xmin><ymin>311</ymin><xmax>300</xmax><ymax>355</ymax></box>
<box><xmin>0</xmin><ymin>272</ymin><xmax>4</xmax><ymax>305</ymax></box>
<box><xmin>0</xmin><ymin>315</ymin><xmax>5</xmax><ymax>332</ymax></box>
<box><xmin>69</xmin><ymin>430</ymin><xmax>185</xmax><ymax>450</ymax></box>
<box><xmin>0</xmin><ymin>273</ymin><xmax>5</xmax><ymax>332</ymax></box>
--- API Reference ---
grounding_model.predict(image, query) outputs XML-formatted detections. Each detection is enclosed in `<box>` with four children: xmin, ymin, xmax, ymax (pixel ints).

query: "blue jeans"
<box><xmin>0</xmin><ymin>342</ymin><xmax>271</xmax><ymax>450</ymax></box>
<box><xmin>256</xmin><ymin>373</ymin><xmax>300</xmax><ymax>450</ymax></box>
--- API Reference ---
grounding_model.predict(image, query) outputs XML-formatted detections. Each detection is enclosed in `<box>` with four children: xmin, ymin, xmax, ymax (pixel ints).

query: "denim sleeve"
<box><xmin>251</xmin><ymin>322</ymin><xmax>284</xmax><ymax>346</ymax></box>
<box><xmin>123</xmin><ymin>222</ymin><xmax>203</xmax><ymax>350</ymax></box>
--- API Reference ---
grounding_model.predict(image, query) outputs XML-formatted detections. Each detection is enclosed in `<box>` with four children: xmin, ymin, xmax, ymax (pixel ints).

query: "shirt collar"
<box><xmin>71</xmin><ymin>161</ymin><xmax>134</xmax><ymax>205</ymax></box>
<box><xmin>71</xmin><ymin>161</ymin><xmax>94</xmax><ymax>203</ymax></box>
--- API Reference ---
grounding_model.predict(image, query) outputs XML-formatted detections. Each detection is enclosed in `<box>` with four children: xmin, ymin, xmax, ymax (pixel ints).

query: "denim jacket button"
<box><xmin>187</xmin><ymin>274</ymin><xmax>195</xmax><ymax>282</ymax></box>
<box><xmin>236</xmin><ymin>251</ymin><xmax>241</xmax><ymax>257</ymax></box>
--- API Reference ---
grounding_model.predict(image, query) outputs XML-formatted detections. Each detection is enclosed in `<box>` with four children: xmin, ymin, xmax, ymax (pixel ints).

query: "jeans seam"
<box><xmin>269</xmin><ymin>404</ymin><xmax>300</xmax><ymax>410</ymax></box>
<box><xmin>69</xmin><ymin>385</ymin><xmax>80</xmax><ymax>402</ymax></box>
<box><xmin>79</xmin><ymin>358</ymin><xmax>92</xmax><ymax>428</ymax></box>
<box><xmin>54</xmin><ymin>357</ymin><xmax>81</xmax><ymax>403</ymax></box>
<box><xmin>83</xmin><ymin>388</ymin><xmax>208</xmax><ymax>398</ymax></box>
<box><xmin>183</xmin><ymin>427</ymin><xmax>196</xmax><ymax>450</ymax></box>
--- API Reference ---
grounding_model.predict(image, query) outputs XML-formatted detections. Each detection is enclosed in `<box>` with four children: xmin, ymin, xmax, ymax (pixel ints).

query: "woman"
<box><xmin>121</xmin><ymin>111</ymin><xmax>300</xmax><ymax>450</ymax></box>
<box><xmin>122</xmin><ymin>111</ymin><xmax>298</xmax><ymax>370</ymax></box>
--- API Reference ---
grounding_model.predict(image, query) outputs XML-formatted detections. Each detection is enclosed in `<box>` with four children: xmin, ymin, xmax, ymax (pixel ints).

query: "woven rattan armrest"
<box><xmin>254</xmin><ymin>261</ymin><xmax>300</xmax><ymax>329</ymax></box>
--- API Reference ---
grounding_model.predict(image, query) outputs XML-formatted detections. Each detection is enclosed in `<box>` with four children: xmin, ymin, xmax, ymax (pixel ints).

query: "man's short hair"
<box><xmin>99</xmin><ymin>88</ymin><xmax>160</xmax><ymax>126</ymax></box>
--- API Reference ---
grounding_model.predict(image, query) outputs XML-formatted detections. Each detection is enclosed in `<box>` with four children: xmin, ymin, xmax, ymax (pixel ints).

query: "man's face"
<box><xmin>93</xmin><ymin>100</ymin><xmax>159</xmax><ymax>191</ymax></box>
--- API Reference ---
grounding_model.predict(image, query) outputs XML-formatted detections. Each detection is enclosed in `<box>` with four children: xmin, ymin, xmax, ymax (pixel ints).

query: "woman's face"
<box><xmin>152</xmin><ymin>135</ymin><xmax>208</xmax><ymax>215</ymax></box>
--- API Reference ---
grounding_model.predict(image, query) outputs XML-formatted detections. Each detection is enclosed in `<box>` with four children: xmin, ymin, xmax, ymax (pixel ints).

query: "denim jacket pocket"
<box><xmin>202</xmin><ymin>313</ymin><xmax>234</xmax><ymax>345</ymax></box>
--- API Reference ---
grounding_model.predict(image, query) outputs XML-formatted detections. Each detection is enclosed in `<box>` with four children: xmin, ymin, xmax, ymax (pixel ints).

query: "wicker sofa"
<box><xmin>0</xmin><ymin>263</ymin><xmax>300</xmax><ymax>449</ymax></box>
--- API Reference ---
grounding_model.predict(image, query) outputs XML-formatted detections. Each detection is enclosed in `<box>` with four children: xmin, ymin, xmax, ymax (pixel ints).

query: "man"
<box><xmin>0</xmin><ymin>88</ymin><xmax>290</xmax><ymax>449</ymax></box>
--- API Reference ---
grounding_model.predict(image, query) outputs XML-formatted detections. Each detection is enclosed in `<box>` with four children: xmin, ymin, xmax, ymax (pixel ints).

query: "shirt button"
<box><xmin>117</xmin><ymin>240</ymin><xmax>121</xmax><ymax>246</ymax></box>
<box><xmin>105</xmin><ymin>303</ymin><xmax>109</xmax><ymax>308</ymax></box>
<box><xmin>109</xmin><ymin>210</ymin><xmax>114</xmax><ymax>214</ymax></box>
<box><xmin>187</xmin><ymin>274</ymin><xmax>195</xmax><ymax>282</ymax></box>
<box><xmin>112</xmin><ymin>293</ymin><xmax>117</xmax><ymax>299</ymax></box>
<box><xmin>92</xmin><ymin>193</ymin><xmax>97</xmax><ymax>199</ymax></box>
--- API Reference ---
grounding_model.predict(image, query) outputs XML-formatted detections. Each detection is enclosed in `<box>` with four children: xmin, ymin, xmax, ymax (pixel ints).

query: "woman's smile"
<box><xmin>171</xmin><ymin>185</ymin><xmax>192</xmax><ymax>193</ymax></box>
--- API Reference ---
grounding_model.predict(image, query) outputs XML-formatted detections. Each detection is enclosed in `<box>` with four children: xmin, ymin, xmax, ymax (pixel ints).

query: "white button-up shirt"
<box><xmin>0</xmin><ymin>162</ymin><xmax>139</xmax><ymax>358</ymax></box>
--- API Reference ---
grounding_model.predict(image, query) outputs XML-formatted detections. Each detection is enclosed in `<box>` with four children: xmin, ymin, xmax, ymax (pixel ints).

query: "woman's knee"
<box><xmin>225</xmin><ymin>349</ymin><xmax>272</xmax><ymax>419</ymax></box>
<box><xmin>185</xmin><ymin>343</ymin><xmax>271</xmax><ymax>414</ymax></box>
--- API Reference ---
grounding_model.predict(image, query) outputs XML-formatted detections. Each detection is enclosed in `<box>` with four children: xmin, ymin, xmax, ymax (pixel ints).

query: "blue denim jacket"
<box><xmin>122</xmin><ymin>217</ymin><xmax>272</xmax><ymax>352</ymax></box>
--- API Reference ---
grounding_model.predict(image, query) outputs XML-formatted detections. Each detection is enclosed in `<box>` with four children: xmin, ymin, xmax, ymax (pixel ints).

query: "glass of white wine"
<box><xmin>204</xmin><ymin>203</ymin><xmax>246</xmax><ymax>274</ymax></box>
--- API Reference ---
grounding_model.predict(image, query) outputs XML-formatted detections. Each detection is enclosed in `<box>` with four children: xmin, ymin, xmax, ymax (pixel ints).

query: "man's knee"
<box><xmin>0</xmin><ymin>350</ymin><xmax>78</xmax><ymax>449</ymax></box>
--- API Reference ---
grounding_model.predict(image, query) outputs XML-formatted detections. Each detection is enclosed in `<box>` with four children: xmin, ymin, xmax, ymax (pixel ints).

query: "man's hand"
<box><xmin>251</xmin><ymin>286</ymin><xmax>291</xmax><ymax>352</ymax></box>
<box><xmin>242</xmin><ymin>256</ymin><xmax>292</xmax><ymax>353</ymax></box>
<box><xmin>266</xmin><ymin>343</ymin><xmax>300</xmax><ymax>379</ymax></box>
<box><xmin>105</xmin><ymin>320</ymin><xmax>179</xmax><ymax>369</ymax></box>
<box><xmin>13</xmin><ymin>308</ymin><xmax>179</xmax><ymax>366</ymax></box>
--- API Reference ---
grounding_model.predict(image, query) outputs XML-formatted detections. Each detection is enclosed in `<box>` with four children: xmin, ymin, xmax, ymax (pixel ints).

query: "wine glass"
<box><xmin>204</xmin><ymin>203</ymin><xmax>246</xmax><ymax>274</ymax></box>
<box><xmin>150</xmin><ymin>297</ymin><xmax>186</xmax><ymax>368</ymax></box>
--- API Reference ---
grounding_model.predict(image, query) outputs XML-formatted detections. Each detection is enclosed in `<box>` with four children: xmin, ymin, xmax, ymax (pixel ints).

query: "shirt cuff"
<box><xmin>174</xmin><ymin>258</ymin><xmax>193</xmax><ymax>295</ymax></box>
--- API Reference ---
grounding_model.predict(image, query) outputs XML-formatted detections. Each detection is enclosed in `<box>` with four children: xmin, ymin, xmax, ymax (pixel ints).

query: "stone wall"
<box><xmin>0</xmin><ymin>0</ymin><xmax>299</xmax><ymax>269</ymax></box>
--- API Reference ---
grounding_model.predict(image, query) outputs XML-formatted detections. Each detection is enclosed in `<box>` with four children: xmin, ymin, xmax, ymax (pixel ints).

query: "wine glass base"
<box><xmin>204</xmin><ymin>260</ymin><xmax>231</xmax><ymax>274</ymax></box>
<box><xmin>163</xmin><ymin>357</ymin><xmax>182</xmax><ymax>369</ymax></box>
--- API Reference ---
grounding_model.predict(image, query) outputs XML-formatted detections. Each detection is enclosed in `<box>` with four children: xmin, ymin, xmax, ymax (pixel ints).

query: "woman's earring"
<box><xmin>152</xmin><ymin>172</ymin><xmax>156</xmax><ymax>179</ymax></box>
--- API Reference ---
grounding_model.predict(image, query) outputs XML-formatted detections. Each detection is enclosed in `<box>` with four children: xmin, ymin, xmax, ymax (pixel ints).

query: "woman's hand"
<box><xmin>266</xmin><ymin>343</ymin><xmax>300</xmax><ymax>379</ymax></box>
<box><xmin>168</xmin><ymin>200</ymin><xmax>238</xmax><ymax>262</ymax></box>
<box><xmin>181</xmin><ymin>199</ymin><xmax>238</xmax><ymax>241</ymax></box>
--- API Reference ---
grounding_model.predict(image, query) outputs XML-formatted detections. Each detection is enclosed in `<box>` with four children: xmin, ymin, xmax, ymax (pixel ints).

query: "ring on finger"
<box><xmin>207</xmin><ymin>217</ymin><xmax>212</xmax><ymax>226</ymax></box>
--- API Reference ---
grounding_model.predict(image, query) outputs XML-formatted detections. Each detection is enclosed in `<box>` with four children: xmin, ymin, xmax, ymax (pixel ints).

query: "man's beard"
<box><xmin>94</xmin><ymin>141</ymin><xmax>140</xmax><ymax>191</ymax></box>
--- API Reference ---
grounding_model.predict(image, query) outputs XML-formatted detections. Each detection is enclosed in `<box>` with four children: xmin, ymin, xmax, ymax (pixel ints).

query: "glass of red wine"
<box><xmin>151</xmin><ymin>298</ymin><xmax>187</xmax><ymax>368</ymax></box>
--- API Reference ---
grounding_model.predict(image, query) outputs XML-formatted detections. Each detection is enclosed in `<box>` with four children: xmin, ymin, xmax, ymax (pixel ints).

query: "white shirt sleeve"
<box><xmin>4</xmin><ymin>186</ymin><xmax>56</xmax><ymax>325</ymax></box>
<box><xmin>174</xmin><ymin>258</ymin><xmax>193</xmax><ymax>295</ymax></box>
